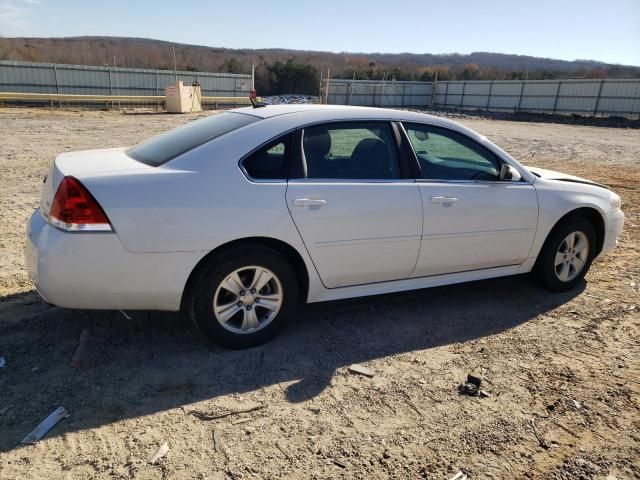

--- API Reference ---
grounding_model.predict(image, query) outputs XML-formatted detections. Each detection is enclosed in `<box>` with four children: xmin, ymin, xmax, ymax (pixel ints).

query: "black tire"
<box><xmin>187</xmin><ymin>245</ymin><xmax>299</xmax><ymax>349</ymax></box>
<box><xmin>535</xmin><ymin>216</ymin><xmax>596</xmax><ymax>292</ymax></box>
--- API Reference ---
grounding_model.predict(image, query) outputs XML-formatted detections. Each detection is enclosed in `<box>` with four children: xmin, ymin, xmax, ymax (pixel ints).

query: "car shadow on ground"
<box><xmin>0</xmin><ymin>274</ymin><xmax>584</xmax><ymax>451</ymax></box>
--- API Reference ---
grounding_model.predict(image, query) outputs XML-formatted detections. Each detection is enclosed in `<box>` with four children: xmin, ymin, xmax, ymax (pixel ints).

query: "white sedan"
<box><xmin>26</xmin><ymin>105</ymin><xmax>625</xmax><ymax>348</ymax></box>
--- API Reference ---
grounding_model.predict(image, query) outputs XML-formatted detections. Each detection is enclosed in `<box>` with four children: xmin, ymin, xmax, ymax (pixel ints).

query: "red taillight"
<box><xmin>49</xmin><ymin>176</ymin><xmax>112</xmax><ymax>231</ymax></box>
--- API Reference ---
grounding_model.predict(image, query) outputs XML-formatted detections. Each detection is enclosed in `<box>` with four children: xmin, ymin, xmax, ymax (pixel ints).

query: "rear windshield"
<box><xmin>127</xmin><ymin>112</ymin><xmax>260</xmax><ymax>166</ymax></box>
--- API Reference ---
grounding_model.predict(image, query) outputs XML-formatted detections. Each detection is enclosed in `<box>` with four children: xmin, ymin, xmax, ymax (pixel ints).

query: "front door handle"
<box><xmin>429</xmin><ymin>196</ymin><xmax>458</xmax><ymax>204</ymax></box>
<box><xmin>292</xmin><ymin>198</ymin><xmax>328</xmax><ymax>208</ymax></box>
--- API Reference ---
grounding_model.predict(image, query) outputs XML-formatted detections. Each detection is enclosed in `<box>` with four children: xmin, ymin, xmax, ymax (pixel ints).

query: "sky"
<box><xmin>0</xmin><ymin>0</ymin><xmax>639</xmax><ymax>66</ymax></box>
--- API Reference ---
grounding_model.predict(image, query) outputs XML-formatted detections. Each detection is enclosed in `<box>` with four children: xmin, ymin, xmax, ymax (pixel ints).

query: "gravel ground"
<box><xmin>0</xmin><ymin>108</ymin><xmax>638</xmax><ymax>479</ymax></box>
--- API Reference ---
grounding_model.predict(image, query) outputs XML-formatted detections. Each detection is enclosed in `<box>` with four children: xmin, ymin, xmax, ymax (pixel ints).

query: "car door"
<box><xmin>286</xmin><ymin>121</ymin><xmax>423</xmax><ymax>288</ymax></box>
<box><xmin>401</xmin><ymin>123</ymin><xmax>538</xmax><ymax>277</ymax></box>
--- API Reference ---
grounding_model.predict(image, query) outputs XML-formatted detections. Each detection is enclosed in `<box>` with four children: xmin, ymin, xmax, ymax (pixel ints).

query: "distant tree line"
<box><xmin>1</xmin><ymin>37</ymin><xmax>636</xmax><ymax>96</ymax></box>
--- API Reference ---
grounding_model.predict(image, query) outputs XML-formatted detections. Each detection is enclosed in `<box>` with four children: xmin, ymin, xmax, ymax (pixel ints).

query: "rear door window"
<box><xmin>302</xmin><ymin>122</ymin><xmax>401</xmax><ymax>180</ymax></box>
<box><xmin>128</xmin><ymin>112</ymin><xmax>260</xmax><ymax>166</ymax></box>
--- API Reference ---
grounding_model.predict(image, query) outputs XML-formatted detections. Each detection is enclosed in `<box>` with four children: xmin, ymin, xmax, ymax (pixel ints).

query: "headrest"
<box><xmin>303</xmin><ymin>128</ymin><xmax>332</xmax><ymax>159</ymax></box>
<box><xmin>352</xmin><ymin>138</ymin><xmax>387</xmax><ymax>161</ymax></box>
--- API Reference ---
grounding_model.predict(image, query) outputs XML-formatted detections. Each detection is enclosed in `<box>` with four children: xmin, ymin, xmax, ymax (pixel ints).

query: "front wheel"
<box><xmin>188</xmin><ymin>246</ymin><xmax>299</xmax><ymax>348</ymax></box>
<box><xmin>535</xmin><ymin>217</ymin><xmax>596</xmax><ymax>292</ymax></box>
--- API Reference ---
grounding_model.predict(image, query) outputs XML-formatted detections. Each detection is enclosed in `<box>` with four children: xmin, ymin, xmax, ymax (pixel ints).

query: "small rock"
<box><xmin>348</xmin><ymin>364</ymin><xmax>374</xmax><ymax>378</ymax></box>
<box><xmin>69</xmin><ymin>328</ymin><xmax>95</xmax><ymax>369</ymax></box>
<box><xmin>149</xmin><ymin>443</ymin><xmax>169</xmax><ymax>464</ymax></box>
<box><xmin>572</xmin><ymin>399</ymin><xmax>582</xmax><ymax>409</ymax></box>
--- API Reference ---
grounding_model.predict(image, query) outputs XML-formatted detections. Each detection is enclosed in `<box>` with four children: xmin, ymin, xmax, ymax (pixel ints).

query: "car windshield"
<box><xmin>128</xmin><ymin>112</ymin><xmax>260</xmax><ymax>166</ymax></box>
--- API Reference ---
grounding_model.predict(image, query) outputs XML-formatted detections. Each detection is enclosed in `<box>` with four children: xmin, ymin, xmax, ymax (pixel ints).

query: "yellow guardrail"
<box><xmin>0</xmin><ymin>92</ymin><xmax>256</xmax><ymax>105</ymax></box>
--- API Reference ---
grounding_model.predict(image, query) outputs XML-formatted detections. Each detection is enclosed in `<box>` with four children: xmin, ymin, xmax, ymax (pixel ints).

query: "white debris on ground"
<box><xmin>261</xmin><ymin>94</ymin><xmax>319</xmax><ymax>104</ymax></box>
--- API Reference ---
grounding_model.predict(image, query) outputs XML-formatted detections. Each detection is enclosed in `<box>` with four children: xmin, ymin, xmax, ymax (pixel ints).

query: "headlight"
<box><xmin>610</xmin><ymin>192</ymin><xmax>622</xmax><ymax>211</ymax></box>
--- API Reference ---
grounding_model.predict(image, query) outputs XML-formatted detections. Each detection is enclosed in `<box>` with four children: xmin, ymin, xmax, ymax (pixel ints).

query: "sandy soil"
<box><xmin>0</xmin><ymin>108</ymin><xmax>638</xmax><ymax>479</ymax></box>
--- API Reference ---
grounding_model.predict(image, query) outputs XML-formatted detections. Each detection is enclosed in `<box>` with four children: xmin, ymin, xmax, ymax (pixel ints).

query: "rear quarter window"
<box><xmin>128</xmin><ymin>112</ymin><xmax>260</xmax><ymax>166</ymax></box>
<box><xmin>242</xmin><ymin>133</ymin><xmax>294</xmax><ymax>180</ymax></box>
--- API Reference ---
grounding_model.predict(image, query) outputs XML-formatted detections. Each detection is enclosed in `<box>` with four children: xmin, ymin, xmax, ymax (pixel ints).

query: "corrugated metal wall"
<box><xmin>324</xmin><ymin>78</ymin><xmax>640</xmax><ymax>117</ymax></box>
<box><xmin>0</xmin><ymin>60</ymin><xmax>252</xmax><ymax>97</ymax></box>
<box><xmin>325</xmin><ymin>79</ymin><xmax>432</xmax><ymax>107</ymax></box>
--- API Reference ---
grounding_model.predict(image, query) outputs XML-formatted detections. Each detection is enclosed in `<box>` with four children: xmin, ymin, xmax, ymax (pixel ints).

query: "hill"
<box><xmin>1</xmin><ymin>36</ymin><xmax>639</xmax><ymax>95</ymax></box>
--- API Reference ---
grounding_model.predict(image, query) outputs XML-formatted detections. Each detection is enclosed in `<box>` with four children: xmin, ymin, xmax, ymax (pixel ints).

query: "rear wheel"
<box><xmin>188</xmin><ymin>246</ymin><xmax>299</xmax><ymax>348</ymax></box>
<box><xmin>535</xmin><ymin>217</ymin><xmax>595</xmax><ymax>292</ymax></box>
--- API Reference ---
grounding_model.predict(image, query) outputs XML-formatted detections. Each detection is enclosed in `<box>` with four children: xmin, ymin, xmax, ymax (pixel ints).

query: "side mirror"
<box><xmin>500</xmin><ymin>164</ymin><xmax>522</xmax><ymax>182</ymax></box>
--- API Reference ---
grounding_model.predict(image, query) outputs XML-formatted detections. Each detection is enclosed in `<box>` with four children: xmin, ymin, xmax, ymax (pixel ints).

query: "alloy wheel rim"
<box><xmin>554</xmin><ymin>231</ymin><xmax>589</xmax><ymax>282</ymax></box>
<box><xmin>213</xmin><ymin>266</ymin><xmax>283</xmax><ymax>334</ymax></box>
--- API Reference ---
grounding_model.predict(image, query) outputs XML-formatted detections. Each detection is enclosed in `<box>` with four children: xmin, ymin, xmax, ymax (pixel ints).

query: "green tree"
<box><xmin>267</xmin><ymin>59</ymin><xmax>319</xmax><ymax>95</ymax></box>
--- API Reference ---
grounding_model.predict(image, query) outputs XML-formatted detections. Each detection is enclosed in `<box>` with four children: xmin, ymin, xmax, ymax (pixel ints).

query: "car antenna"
<box><xmin>249</xmin><ymin>90</ymin><xmax>266</xmax><ymax>108</ymax></box>
<box><xmin>249</xmin><ymin>97</ymin><xmax>266</xmax><ymax>108</ymax></box>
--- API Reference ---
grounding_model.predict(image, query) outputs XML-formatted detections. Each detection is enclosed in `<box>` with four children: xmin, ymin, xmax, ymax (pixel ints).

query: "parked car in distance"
<box><xmin>26</xmin><ymin>105</ymin><xmax>624</xmax><ymax>348</ymax></box>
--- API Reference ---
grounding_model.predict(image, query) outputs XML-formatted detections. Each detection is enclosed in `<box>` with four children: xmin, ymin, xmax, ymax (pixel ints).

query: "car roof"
<box><xmin>232</xmin><ymin>104</ymin><xmax>482</xmax><ymax>140</ymax></box>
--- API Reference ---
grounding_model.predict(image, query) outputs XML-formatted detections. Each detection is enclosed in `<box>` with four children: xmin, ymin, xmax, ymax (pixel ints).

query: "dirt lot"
<box><xmin>0</xmin><ymin>108</ymin><xmax>638</xmax><ymax>479</ymax></box>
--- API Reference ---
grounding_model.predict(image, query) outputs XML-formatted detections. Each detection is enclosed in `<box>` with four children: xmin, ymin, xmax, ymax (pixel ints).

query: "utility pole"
<box><xmin>325</xmin><ymin>68</ymin><xmax>330</xmax><ymax>104</ymax></box>
<box><xmin>113</xmin><ymin>56</ymin><xmax>120</xmax><ymax>109</ymax></box>
<box><xmin>430</xmin><ymin>71</ymin><xmax>438</xmax><ymax>108</ymax></box>
<box><xmin>172</xmin><ymin>44</ymin><xmax>177</xmax><ymax>81</ymax></box>
<box><xmin>349</xmin><ymin>71</ymin><xmax>356</xmax><ymax>105</ymax></box>
<box><xmin>380</xmin><ymin>72</ymin><xmax>387</xmax><ymax>107</ymax></box>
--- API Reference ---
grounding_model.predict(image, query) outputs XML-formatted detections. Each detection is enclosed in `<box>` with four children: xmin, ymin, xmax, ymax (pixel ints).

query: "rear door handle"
<box><xmin>292</xmin><ymin>198</ymin><xmax>328</xmax><ymax>208</ymax></box>
<box><xmin>429</xmin><ymin>196</ymin><xmax>458</xmax><ymax>204</ymax></box>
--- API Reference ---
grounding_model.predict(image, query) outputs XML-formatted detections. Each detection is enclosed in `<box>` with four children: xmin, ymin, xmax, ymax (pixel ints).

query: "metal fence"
<box><xmin>0</xmin><ymin>60</ymin><xmax>252</xmax><ymax>98</ymax></box>
<box><xmin>323</xmin><ymin>79</ymin><xmax>432</xmax><ymax>107</ymax></box>
<box><xmin>323</xmin><ymin>78</ymin><xmax>640</xmax><ymax>118</ymax></box>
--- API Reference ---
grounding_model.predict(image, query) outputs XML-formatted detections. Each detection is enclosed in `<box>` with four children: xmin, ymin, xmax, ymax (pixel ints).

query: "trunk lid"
<box><xmin>40</xmin><ymin>147</ymin><xmax>150</xmax><ymax>219</ymax></box>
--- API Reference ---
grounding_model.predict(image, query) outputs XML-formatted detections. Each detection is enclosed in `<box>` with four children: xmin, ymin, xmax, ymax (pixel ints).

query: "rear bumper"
<box><xmin>600</xmin><ymin>209</ymin><xmax>625</xmax><ymax>256</ymax></box>
<box><xmin>26</xmin><ymin>209</ymin><xmax>202</xmax><ymax>311</ymax></box>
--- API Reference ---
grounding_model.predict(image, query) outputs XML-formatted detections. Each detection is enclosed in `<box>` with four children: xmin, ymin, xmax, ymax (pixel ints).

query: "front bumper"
<box><xmin>600</xmin><ymin>209</ymin><xmax>625</xmax><ymax>256</ymax></box>
<box><xmin>26</xmin><ymin>209</ymin><xmax>202</xmax><ymax>311</ymax></box>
